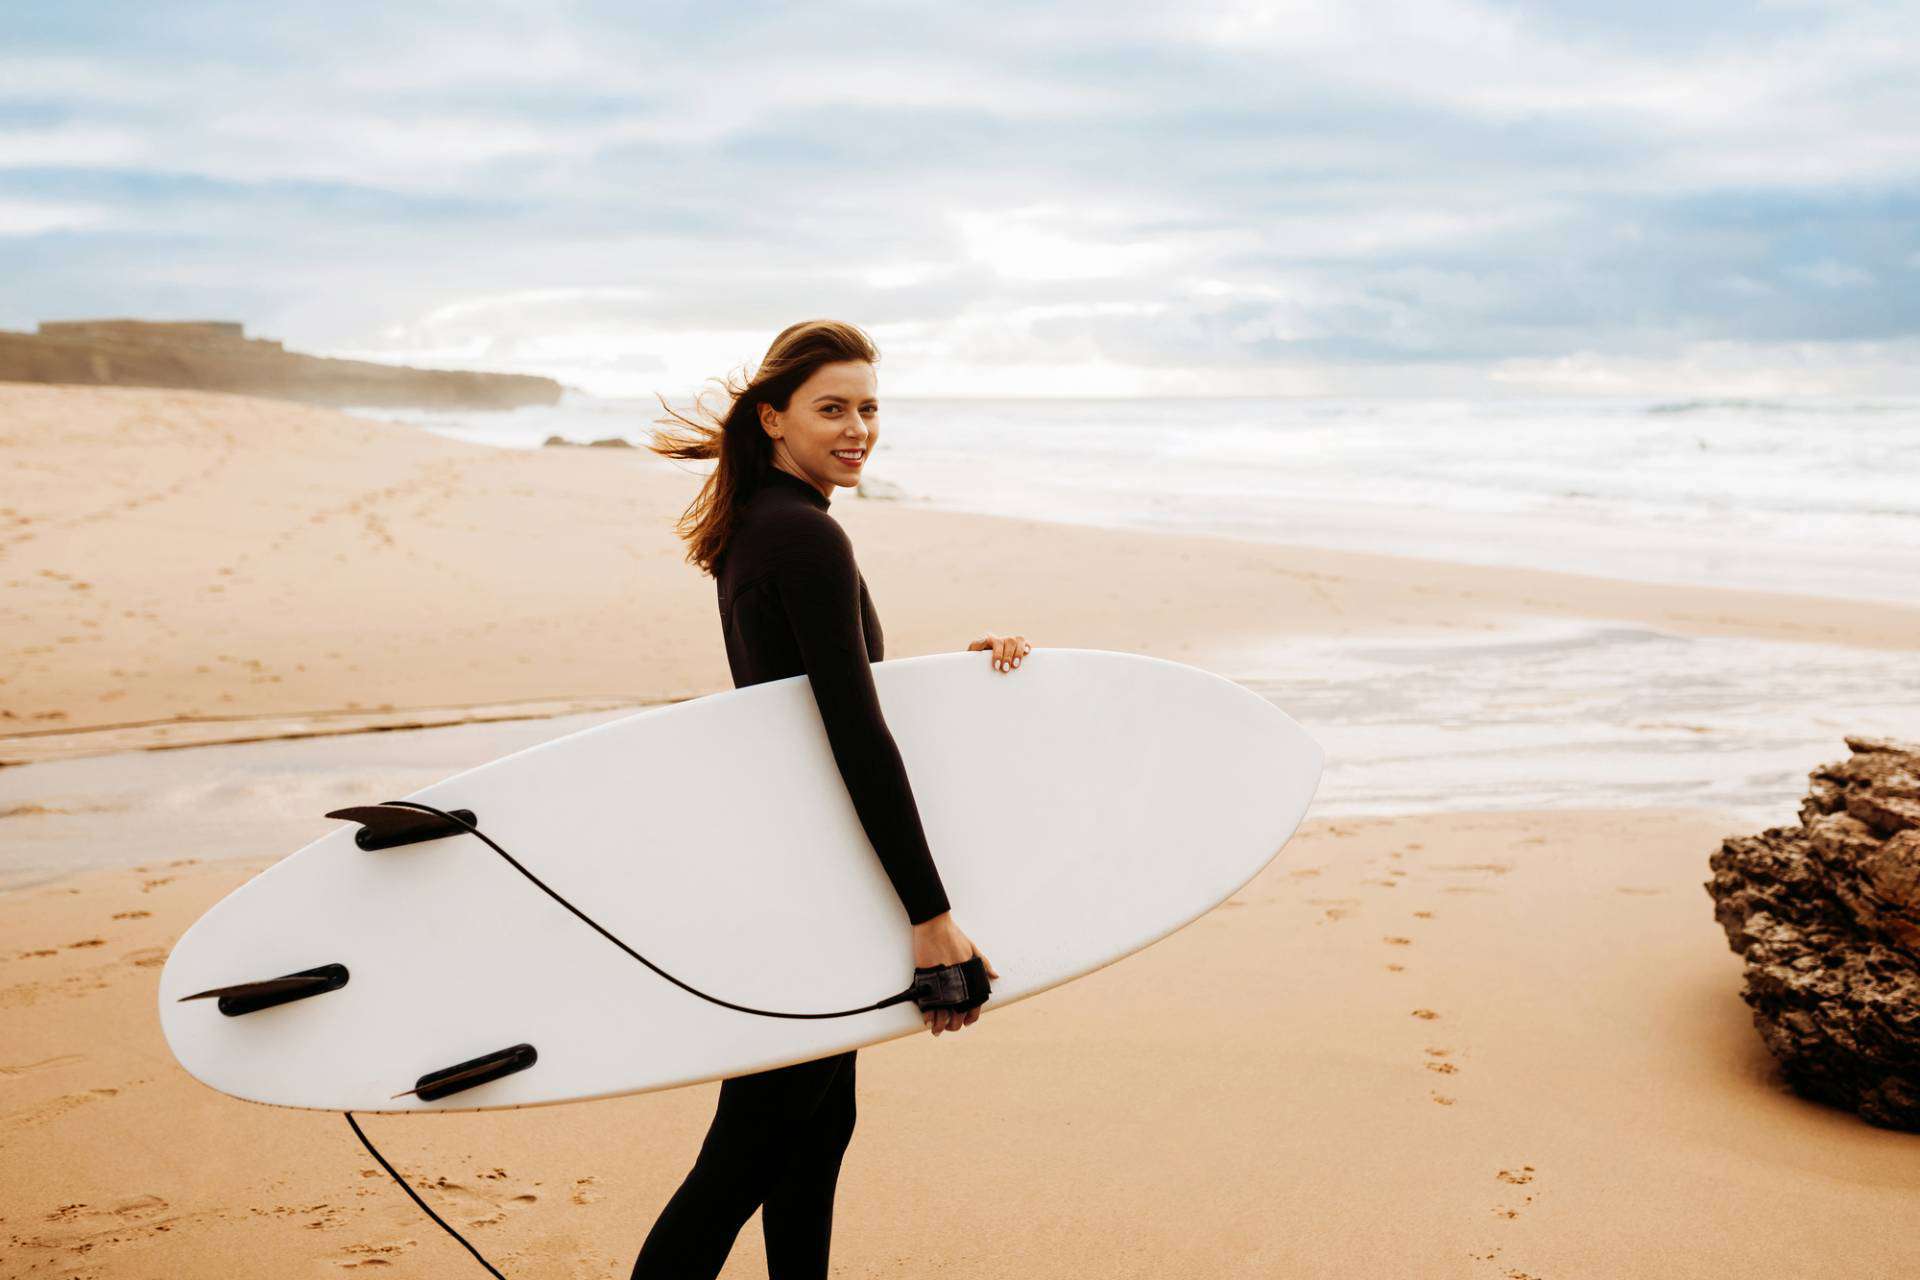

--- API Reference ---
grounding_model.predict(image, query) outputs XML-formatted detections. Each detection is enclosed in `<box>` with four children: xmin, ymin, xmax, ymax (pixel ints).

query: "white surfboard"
<box><xmin>158</xmin><ymin>648</ymin><xmax>1324</xmax><ymax>1113</ymax></box>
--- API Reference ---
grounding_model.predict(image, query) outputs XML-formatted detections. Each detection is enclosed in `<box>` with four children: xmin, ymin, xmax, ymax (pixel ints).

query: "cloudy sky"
<box><xmin>5</xmin><ymin>0</ymin><xmax>1918</xmax><ymax>398</ymax></box>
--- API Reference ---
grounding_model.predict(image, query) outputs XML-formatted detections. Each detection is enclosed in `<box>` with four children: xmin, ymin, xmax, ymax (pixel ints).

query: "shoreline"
<box><xmin>5</xmin><ymin>385</ymin><xmax>1918</xmax><ymax>768</ymax></box>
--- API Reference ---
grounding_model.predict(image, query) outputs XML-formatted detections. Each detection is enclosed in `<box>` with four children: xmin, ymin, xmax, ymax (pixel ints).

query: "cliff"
<box><xmin>0</xmin><ymin>320</ymin><xmax>561</xmax><ymax>410</ymax></box>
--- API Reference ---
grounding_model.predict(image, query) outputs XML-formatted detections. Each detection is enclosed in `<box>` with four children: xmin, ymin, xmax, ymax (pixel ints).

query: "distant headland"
<box><xmin>0</xmin><ymin>319</ymin><xmax>562</xmax><ymax>410</ymax></box>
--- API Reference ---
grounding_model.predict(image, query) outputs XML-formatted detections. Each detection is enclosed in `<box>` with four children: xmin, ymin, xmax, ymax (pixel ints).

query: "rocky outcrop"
<box><xmin>542</xmin><ymin>435</ymin><xmax>633</xmax><ymax>448</ymax></box>
<box><xmin>1705</xmin><ymin>735</ymin><xmax>1920</xmax><ymax>1129</ymax></box>
<box><xmin>0</xmin><ymin>319</ymin><xmax>560</xmax><ymax>410</ymax></box>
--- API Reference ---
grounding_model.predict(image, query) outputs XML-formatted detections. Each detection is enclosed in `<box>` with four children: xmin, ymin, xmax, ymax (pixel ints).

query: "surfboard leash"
<box><xmin>344</xmin><ymin>1111</ymin><xmax>506</xmax><ymax>1279</ymax></box>
<box><xmin>358</xmin><ymin>799</ymin><xmax>934</xmax><ymax>1019</ymax></box>
<box><xmin>313</xmin><ymin>799</ymin><xmax>990</xmax><ymax>1279</ymax></box>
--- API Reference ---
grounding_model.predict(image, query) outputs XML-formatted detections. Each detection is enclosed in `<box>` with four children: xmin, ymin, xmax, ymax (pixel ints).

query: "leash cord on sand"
<box><xmin>345</xmin><ymin>1111</ymin><xmax>506</xmax><ymax>1280</ymax></box>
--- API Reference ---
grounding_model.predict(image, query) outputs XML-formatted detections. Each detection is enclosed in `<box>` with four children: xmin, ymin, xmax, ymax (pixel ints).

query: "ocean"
<box><xmin>350</xmin><ymin>394</ymin><xmax>1920</xmax><ymax>828</ymax></box>
<box><xmin>364</xmin><ymin>392</ymin><xmax>1920</xmax><ymax>607</ymax></box>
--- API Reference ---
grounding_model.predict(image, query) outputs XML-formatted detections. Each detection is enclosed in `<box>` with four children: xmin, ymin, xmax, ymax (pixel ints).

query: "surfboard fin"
<box><xmin>394</xmin><ymin>1044</ymin><xmax>539</xmax><ymax>1102</ymax></box>
<box><xmin>177</xmin><ymin>963</ymin><xmax>350</xmax><ymax>1016</ymax></box>
<box><xmin>326</xmin><ymin>803</ymin><xmax>478</xmax><ymax>850</ymax></box>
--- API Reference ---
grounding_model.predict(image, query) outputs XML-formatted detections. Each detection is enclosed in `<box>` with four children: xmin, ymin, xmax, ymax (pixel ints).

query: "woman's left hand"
<box><xmin>967</xmin><ymin>632</ymin><xmax>1031</xmax><ymax>673</ymax></box>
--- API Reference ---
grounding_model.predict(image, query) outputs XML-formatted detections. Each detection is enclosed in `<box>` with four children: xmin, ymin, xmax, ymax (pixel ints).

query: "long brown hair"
<box><xmin>648</xmin><ymin>319</ymin><xmax>879</xmax><ymax>575</ymax></box>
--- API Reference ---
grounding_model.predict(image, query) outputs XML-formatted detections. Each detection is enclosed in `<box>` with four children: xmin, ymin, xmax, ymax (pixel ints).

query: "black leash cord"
<box><xmin>346</xmin><ymin>1111</ymin><xmax>505</xmax><ymax>1279</ymax></box>
<box><xmin>376</xmin><ymin>798</ymin><xmax>921</xmax><ymax>1019</ymax></box>
<box><xmin>340</xmin><ymin>798</ymin><xmax>929</xmax><ymax>1279</ymax></box>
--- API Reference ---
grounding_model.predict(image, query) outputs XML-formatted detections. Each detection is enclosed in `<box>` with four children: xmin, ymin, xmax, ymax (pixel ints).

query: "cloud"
<box><xmin>2</xmin><ymin>0</ymin><xmax>1918</xmax><ymax>395</ymax></box>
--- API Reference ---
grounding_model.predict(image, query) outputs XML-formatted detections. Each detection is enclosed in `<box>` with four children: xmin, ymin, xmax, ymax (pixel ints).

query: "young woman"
<box><xmin>635</xmin><ymin>319</ymin><xmax>1026</xmax><ymax>1279</ymax></box>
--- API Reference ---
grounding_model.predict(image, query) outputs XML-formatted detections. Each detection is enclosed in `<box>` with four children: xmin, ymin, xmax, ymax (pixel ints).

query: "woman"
<box><xmin>635</xmin><ymin>319</ymin><xmax>1026</xmax><ymax>1279</ymax></box>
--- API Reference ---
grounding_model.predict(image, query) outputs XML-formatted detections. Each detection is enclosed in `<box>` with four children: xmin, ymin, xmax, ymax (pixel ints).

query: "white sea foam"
<box><xmin>1242</xmin><ymin>620</ymin><xmax>1920</xmax><ymax>828</ymax></box>
<box><xmin>361</xmin><ymin>392</ymin><xmax>1920</xmax><ymax>607</ymax></box>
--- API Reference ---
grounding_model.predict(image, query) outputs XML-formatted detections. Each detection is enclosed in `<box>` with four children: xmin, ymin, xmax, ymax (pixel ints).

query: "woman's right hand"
<box><xmin>911</xmin><ymin>912</ymin><xmax>999</xmax><ymax>1036</ymax></box>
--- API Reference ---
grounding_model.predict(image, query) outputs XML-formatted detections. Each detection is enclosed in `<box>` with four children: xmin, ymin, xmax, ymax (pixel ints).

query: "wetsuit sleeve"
<box><xmin>769</xmin><ymin>518</ymin><xmax>953</xmax><ymax>926</ymax></box>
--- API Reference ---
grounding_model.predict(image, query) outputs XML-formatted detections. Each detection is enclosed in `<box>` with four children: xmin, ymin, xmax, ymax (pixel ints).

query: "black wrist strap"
<box><xmin>910</xmin><ymin>954</ymin><xmax>992</xmax><ymax>1013</ymax></box>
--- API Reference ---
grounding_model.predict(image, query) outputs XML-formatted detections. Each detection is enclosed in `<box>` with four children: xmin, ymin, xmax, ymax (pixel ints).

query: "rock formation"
<box><xmin>542</xmin><ymin>435</ymin><xmax>633</xmax><ymax>448</ymax></box>
<box><xmin>0</xmin><ymin>319</ymin><xmax>560</xmax><ymax>410</ymax></box>
<box><xmin>1706</xmin><ymin>735</ymin><xmax>1920</xmax><ymax>1129</ymax></box>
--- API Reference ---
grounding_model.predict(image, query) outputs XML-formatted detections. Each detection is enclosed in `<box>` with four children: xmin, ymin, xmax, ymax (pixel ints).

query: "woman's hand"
<box><xmin>967</xmin><ymin>633</ymin><xmax>1032</xmax><ymax>673</ymax></box>
<box><xmin>911</xmin><ymin>912</ymin><xmax>1000</xmax><ymax>1036</ymax></box>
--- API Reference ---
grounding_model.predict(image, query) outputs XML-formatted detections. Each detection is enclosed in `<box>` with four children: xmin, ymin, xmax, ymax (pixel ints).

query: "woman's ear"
<box><xmin>757</xmin><ymin>402</ymin><xmax>780</xmax><ymax>439</ymax></box>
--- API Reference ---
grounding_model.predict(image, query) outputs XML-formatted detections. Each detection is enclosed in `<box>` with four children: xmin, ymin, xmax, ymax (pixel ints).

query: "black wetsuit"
<box><xmin>631</xmin><ymin>464</ymin><xmax>950</xmax><ymax>1280</ymax></box>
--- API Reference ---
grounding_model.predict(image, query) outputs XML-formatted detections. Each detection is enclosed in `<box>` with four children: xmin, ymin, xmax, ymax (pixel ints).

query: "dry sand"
<box><xmin>5</xmin><ymin>811</ymin><xmax>1916</xmax><ymax>1278</ymax></box>
<box><xmin>3</xmin><ymin>385</ymin><xmax>1918</xmax><ymax>1278</ymax></box>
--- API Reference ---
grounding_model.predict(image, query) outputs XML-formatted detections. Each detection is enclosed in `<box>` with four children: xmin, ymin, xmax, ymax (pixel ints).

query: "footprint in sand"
<box><xmin>25</xmin><ymin>1193</ymin><xmax>201</xmax><ymax>1260</ymax></box>
<box><xmin>1308</xmin><ymin>897</ymin><xmax>1360</xmax><ymax>922</ymax></box>
<box><xmin>1468</xmin><ymin>1166</ymin><xmax>1544</xmax><ymax>1277</ymax></box>
<box><xmin>411</xmin><ymin>1167</ymin><xmax>543</xmax><ymax>1229</ymax></box>
<box><xmin>1490</xmin><ymin>1165</ymin><xmax>1540</xmax><ymax>1220</ymax></box>
<box><xmin>1</xmin><ymin>1088</ymin><xmax>121</xmax><ymax>1134</ymax></box>
<box><xmin>109</xmin><ymin>1193</ymin><xmax>170</xmax><ymax>1220</ymax></box>
<box><xmin>0</xmin><ymin>1053</ymin><xmax>86</xmax><ymax>1077</ymax></box>
<box><xmin>43</xmin><ymin>1194</ymin><xmax>168</xmax><ymax>1223</ymax></box>
<box><xmin>337</xmin><ymin>1240</ymin><xmax>411</xmax><ymax>1268</ymax></box>
<box><xmin>1421</xmin><ymin>1046</ymin><xmax>1460</xmax><ymax>1102</ymax></box>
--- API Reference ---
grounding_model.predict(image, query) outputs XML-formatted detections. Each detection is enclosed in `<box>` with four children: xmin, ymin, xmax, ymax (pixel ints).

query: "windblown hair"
<box><xmin>648</xmin><ymin>319</ymin><xmax>878</xmax><ymax>575</ymax></box>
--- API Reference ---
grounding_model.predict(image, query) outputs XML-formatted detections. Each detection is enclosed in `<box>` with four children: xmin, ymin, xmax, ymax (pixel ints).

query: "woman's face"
<box><xmin>760</xmin><ymin>359</ymin><xmax>877</xmax><ymax>498</ymax></box>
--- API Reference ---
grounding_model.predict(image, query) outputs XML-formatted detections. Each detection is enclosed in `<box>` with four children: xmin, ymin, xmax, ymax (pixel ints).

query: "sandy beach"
<box><xmin>4</xmin><ymin>384</ymin><xmax>1919</xmax><ymax>1278</ymax></box>
<box><xmin>7</xmin><ymin>384</ymin><xmax>1918</xmax><ymax>766</ymax></box>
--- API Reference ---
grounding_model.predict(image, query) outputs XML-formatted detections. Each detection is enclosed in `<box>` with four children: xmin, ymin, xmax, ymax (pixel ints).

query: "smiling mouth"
<box><xmin>832</xmin><ymin>448</ymin><xmax>866</xmax><ymax>463</ymax></box>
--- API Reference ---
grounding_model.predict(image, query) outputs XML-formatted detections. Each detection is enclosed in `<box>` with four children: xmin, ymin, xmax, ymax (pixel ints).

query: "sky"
<box><xmin>4</xmin><ymin>0</ymin><xmax>1919</xmax><ymax>398</ymax></box>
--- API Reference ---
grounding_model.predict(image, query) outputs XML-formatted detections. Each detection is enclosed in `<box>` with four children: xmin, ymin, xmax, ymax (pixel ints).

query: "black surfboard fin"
<box><xmin>178</xmin><ymin>963</ymin><xmax>350</xmax><ymax>1016</ymax></box>
<box><xmin>326</xmin><ymin>803</ymin><xmax>478</xmax><ymax>850</ymax></box>
<box><xmin>394</xmin><ymin>1044</ymin><xmax>539</xmax><ymax>1102</ymax></box>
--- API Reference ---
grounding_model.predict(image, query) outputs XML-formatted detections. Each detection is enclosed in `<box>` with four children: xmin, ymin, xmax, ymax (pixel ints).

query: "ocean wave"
<box><xmin>1645</xmin><ymin>397</ymin><xmax>1911</xmax><ymax>416</ymax></box>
